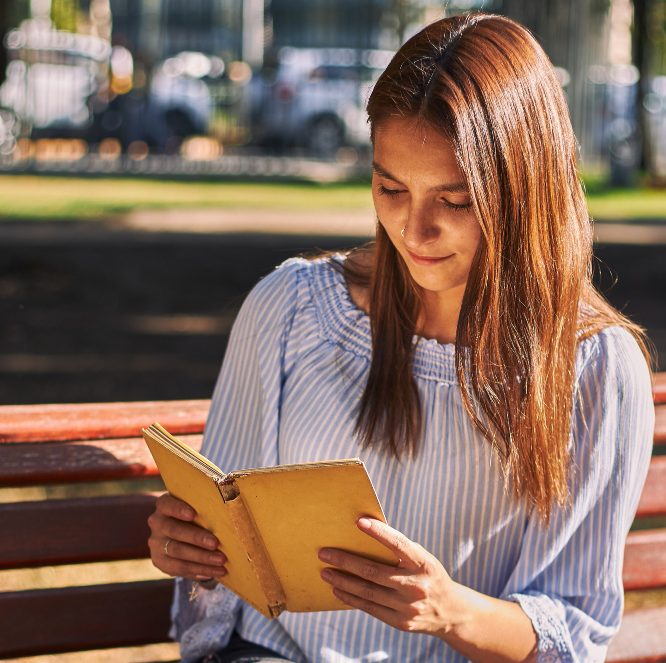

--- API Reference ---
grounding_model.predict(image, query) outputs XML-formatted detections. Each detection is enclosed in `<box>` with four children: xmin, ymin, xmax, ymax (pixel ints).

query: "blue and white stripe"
<box><xmin>173</xmin><ymin>256</ymin><xmax>654</xmax><ymax>663</ymax></box>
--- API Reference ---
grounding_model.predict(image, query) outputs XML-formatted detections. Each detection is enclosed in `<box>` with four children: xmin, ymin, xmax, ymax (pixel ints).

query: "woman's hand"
<box><xmin>148</xmin><ymin>492</ymin><xmax>227</xmax><ymax>583</ymax></box>
<box><xmin>318</xmin><ymin>517</ymin><xmax>458</xmax><ymax>638</ymax></box>
<box><xmin>319</xmin><ymin>518</ymin><xmax>537</xmax><ymax>661</ymax></box>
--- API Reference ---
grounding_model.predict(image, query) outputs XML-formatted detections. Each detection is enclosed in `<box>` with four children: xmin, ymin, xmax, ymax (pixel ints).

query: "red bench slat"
<box><xmin>0</xmin><ymin>494</ymin><xmax>157</xmax><ymax>569</ymax></box>
<box><xmin>0</xmin><ymin>434</ymin><xmax>203</xmax><ymax>486</ymax></box>
<box><xmin>653</xmin><ymin>372</ymin><xmax>666</xmax><ymax>405</ymax></box>
<box><xmin>0</xmin><ymin>580</ymin><xmax>173</xmax><ymax>658</ymax></box>
<box><xmin>4</xmin><ymin>494</ymin><xmax>662</xmax><ymax>589</ymax></box>
<box><xmin>635</xmin><ymin>456</ymin><xmax>666</xmax><ymax>518</ymax></box>
<box><xmin>622</xmin><ymin>529</ymin><xmax>666</xmax><ymax>591</ymax></box>
<box><xmin>0</xmin><ymin>399</ymin><xmax>209</xmax><ymax>444</ymax></box>
<box><xmin>655</xmin><ymin>404</ymin><xmax>666</xmax><ymax>446</ymax></box>
<box><xmin>608</xmin><ymin>606</ymin><xmax>666</xmax><ymax>662</ymax></box>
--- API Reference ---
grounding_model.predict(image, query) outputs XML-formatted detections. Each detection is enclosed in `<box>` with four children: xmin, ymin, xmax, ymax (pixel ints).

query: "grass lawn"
<box><xmin>0</xmin><ymin>175</ymin><xmax>374</xmax><ymax>220</ymax></box>
<box><xmin>585</xmin><ymin>187</ymin><xmax>666</xmax><ymax>221</ymax></box>
<box><xmin>0</xmin><ymin>174</ymin><xmax>664</xmax><ymax>221</ymax></box>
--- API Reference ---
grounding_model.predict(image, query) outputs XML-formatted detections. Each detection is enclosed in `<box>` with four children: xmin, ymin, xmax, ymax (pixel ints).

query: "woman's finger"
<box><xmin>161</xmin><ymin>517</ymin><xmax>220</xmax><ymax>551</ymax></box>
<box><xmin>331</xmin><ymin>586</ymin><xmax>405</xmax><ymax>631</ymax></box>
<box><xmin>160</xmin><ymin>554</ymin><xmax>228</xmax><ymax>581</ymax></box>
<box><xmin>318</xmin><ymin>547</ymin><xmax>408</xmax><ymax>589</ymax></box>
<box><xmin>155</xmin><ymin>492</ymin><xmax>196</xmax><ymax>521</ymax></box>
<box><xmin>148</xmin><ymin>511</ymin><xmax>220</xmax><ymax>552</ymax></box>
<box><xmin>321</xmin><ymin>567</ymin><xmax>404</xmax><ymax>611</ymax></box>
<box><xmin>162</xmin><ymin>537</ymin><xmax>227</xmax><ymax>568</ymax></box>
<box><xmin>148</xmin><ymin>493</ymin><xmax>227</xmax><ymax>580</ymax></box>
<box><xmin>356</xmin><ymin>518</ymin><xmax>426</xmax><ymax>570</ymax></box>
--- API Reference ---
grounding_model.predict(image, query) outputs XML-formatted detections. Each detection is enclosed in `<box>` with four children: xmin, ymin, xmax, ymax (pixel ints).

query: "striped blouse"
<box><xmin>170</xmin><ymin>255</ymin><xmax>654</xmax><ymax>663</ymax></box>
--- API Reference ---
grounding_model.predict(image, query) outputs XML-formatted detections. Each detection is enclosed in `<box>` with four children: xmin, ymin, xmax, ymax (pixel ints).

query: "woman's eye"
<box><xmin>442</xmin><ymin>199</ymin><xmax>472</xmax><ymax>212</ymax></box>
<box><xmin>376</xmin><ymin>184</ymin><xmax>471</xmax><ymax>211</ymax></box>
<box><xmin>377</xmin><ymin>184</ymin><xmax>403</xmax><ymax>198</ymax></box>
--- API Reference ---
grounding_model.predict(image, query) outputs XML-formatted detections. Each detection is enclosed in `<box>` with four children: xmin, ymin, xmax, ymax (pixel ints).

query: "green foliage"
<box><xmin>50</xmin><ymin>0</ymin><xmax>78</xmax><ymax>32</ymax></box>
<box><xmin>647</xmin><ymin>0</ymin><xmax>666</xmax><ymax>75</ymax></box>
<box><xmin>8</xmin><ymin>0</ymin><xmax>31</xmax><ymax>26</ymax></box>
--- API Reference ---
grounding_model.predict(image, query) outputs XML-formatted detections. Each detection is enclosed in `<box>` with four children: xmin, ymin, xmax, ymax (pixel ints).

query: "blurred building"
<box><xmin>105</xmin><ymin>0</ymin><xmax>456</xmax><ymax>64</ymax></box>
<box><xmin>108</xmin><ymin>0</ymin><xmax>244</xmax><ymax>64</ymax></box>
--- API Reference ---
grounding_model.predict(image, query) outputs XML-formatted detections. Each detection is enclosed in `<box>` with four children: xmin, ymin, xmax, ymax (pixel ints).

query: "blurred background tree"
<box><xmin>0</xmin><ymin>0</ymin><xmax>30</xmax><ymax>86</ymax></box>
<box><xmin>634</xmin><ymin>0</ymin><xmax>666</xmax><ymax>181</ymax></box>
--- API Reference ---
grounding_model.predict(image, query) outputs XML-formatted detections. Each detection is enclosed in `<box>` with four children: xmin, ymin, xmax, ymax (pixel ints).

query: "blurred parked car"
<box><xmin>249</xmin><ymin>47</ymin><xmax>393</xmax><ymax>158</ymax></box>
<box><xmin>0</xmin><ymin>19</ymin><xmax>219</xmax><ymax>155</ymax></box>
<box><xmin>91</xmin><ymin>49</ymin><xmax>218</xmax><ymax>153</ymax></box>
<box><xmin>0</xmin><ymin>21</ymin><xmax>110</xmax><ymax>139</ymax></box>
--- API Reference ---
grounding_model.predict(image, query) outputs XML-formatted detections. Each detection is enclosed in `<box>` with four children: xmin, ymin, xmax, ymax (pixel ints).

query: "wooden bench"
<box><xmin>0</xmin><ymin>377</ymin><xmax>664</xmax><ymax>661</ymax></box>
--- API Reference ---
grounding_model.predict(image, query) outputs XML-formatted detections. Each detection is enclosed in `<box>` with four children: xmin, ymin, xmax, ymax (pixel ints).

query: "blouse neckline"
<box><xmin>308</xmin><ymin>254</ymin><xmax>458</xmax><ymax>384</ymax></box>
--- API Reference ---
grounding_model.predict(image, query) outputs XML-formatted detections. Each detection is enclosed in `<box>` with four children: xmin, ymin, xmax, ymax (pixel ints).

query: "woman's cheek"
<box><xmin>378</xmin><ymin>218</ymin><xmax>401</xmax><ymax>245</ymax></box>
<box><xmin>376</xmin><ymin>202</ymin><xmax>404</xmax><ymax>236</ymax></box>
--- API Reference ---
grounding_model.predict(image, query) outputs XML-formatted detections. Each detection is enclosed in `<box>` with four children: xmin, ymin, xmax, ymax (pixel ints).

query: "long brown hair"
<box><xmin>349</xmin><ymin>13</ymin><xmax>651</xmax><ymax>522</ymax></box>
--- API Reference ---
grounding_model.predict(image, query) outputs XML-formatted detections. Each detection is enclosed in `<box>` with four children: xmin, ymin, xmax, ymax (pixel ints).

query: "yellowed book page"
<box><xmin>151</xmin><ymin>421</ymin><xmax>224</xmax><ymax>476</ymax></box>
<box><xmin>142</xmin><ymin>432</ymin><xmax>270</xmax><ymax>616</ymax></box>
<box><xmin>232</xmin><ymin>461</ymin><xmax>397</xmax><ymax>613</ymax></box>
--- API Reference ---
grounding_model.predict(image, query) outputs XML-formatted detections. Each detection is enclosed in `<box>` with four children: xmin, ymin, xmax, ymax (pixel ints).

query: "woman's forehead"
<box><xmin>372</xmin><ymin>117</ymin><xmax>463</xmax><ymax>182</ymax></box>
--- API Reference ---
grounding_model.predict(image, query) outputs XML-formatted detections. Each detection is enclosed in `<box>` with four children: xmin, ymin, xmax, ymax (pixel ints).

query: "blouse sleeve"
<box><xmin>169</xmin><ymin>258</ymin><xmax>307</xmax><ymax>662</ymax></box>
<box><xmin>500</xmin><ymin>326</ymin><xmax>654</xmax><ymax>663</ymax></box>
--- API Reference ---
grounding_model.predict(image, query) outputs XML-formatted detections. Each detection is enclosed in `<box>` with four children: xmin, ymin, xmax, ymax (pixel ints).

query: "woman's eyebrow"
<box><xmin>372</xmin><ymin>161</ymin><xmax>403</xmax><ymax>182</ymax></box>
<box><xmin>372</xmin><ymin>161</ymin><xmax>469</xmax><ymax>193</ymax></box>
<box><xmin>432</xmin><ymin>182</ymin><xmax>469</xmax><ymax>193</ymax></box>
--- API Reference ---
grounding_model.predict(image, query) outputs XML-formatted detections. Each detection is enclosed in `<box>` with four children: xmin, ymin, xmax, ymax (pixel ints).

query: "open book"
<box><xmin>142</xmin><ymin>423</ymin><xmax>396</xmax><ymax>618</ymax></box>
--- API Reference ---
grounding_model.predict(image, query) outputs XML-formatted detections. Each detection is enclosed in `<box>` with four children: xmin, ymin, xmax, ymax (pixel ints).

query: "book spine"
<box><xmin>218</xmin><ymin>478</ymin><xmax>287</xmax><ymax>618</ymax></box>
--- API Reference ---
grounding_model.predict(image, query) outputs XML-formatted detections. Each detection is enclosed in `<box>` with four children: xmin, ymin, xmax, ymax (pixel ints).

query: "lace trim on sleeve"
<box><xmin>171</xmin><ymin>578</ymin><xmax>241</xmax><ymax>662</ymax></box>
<box><xmin>507</xmin><ymin>592</ymin><xmax>575</xmax><ymax>663</ymax></box>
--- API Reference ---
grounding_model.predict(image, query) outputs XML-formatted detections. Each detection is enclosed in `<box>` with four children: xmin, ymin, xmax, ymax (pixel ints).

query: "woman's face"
<box><xmin>372</xmin><ymin>117</ymin><xmax>482</xmax><ymax>306</ymax></box>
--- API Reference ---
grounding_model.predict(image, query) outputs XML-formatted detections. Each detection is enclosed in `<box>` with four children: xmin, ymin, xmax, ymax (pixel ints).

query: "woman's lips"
<box><xmin>406</xmin><ymin>249</ymin><xmax>453</xmax><ymax>266</ymax></box>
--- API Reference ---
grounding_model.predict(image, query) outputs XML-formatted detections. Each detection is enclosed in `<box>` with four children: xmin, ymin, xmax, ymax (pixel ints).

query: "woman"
<box><xmin>147</xmin><ymin>13</ymin><xmax>654</xmax><ymax>663</ymax></box>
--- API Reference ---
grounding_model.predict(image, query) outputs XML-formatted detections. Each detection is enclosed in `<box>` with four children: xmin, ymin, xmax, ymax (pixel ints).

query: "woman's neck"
<box><xmin>343</xmin><ymin>249</ymin><xmax>463</xmax><ymax>345</ymax></box>
<box><xmin>346</xmin><ymin>280</ymin><xmax>462</xmax><ymax>346</ymax></box>
<box><xmin>417</xmin><ymin>289</ymin><xmax>464</xmax><ymax>345</ymax></box>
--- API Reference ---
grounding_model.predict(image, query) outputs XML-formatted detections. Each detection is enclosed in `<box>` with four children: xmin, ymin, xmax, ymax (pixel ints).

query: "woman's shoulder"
<box><xmin>238</xmin><ymin>253</ymin><xmax>354</xmax><ymax>329</ymax></box>
<box><xmin>247</xmin><ymin>253</ymin><xmax>344</xmax><ymax>300</ymax></box>
<box><xmin>576</xmin><ymin>325</ymin><xmax>651</xmax><ymax>397</ymax></box>
<box><xmin>578</xmin><ymin>324</ymin><xmax>645</xmax><ymax>363</ymax></box>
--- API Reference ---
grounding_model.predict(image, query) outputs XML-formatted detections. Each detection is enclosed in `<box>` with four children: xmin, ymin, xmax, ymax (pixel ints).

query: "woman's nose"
<box><xmin>403</xmin><ymin>203</ymin><xmax>440</xmax><ymax>245</ymax></box>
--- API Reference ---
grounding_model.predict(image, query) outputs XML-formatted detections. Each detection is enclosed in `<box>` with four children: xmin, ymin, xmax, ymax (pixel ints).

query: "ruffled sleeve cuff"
<box><xmin>171</xmin><ymin>577</ymin><xmax>241</xmax><ymax>662</ymax></box>
<box><xmin>506</xmin><ymin>592</ymin><xmax>575</xmax><ymax>663</ymax></box>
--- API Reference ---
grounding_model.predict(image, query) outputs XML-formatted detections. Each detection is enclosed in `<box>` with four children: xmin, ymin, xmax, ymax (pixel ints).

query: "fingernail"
<box><xmin>182</xmin><ymin>508</ymin><xmax>195</xmax><ymax>520</ymax></box>
<box><xmin>321</xmin><ymin>569</ymin><xmax>333</xmax><ymax>581</ymax></box>
<box><xmin>195</xmin><ymin>575</ymin><xmax>213</xmax><ymax>581</ymax></box>
<box><xmin>357</xmin><ymin>517</ymin><xmax>372</xmax><ymax>530</ymax></box>
<box><xmin>205</xmin><ymin>536</ymin><xmax>218</xmax><ymax>548</ymax></box>
<box><xmin>210</xmin><ymin>553</ymin><xmax>226</xmax><ymax>565</ymax></box>
<box><xmin>319</xmin><ymin>549</ymin><xmax>332</xmax><ymax>562</ymax></box>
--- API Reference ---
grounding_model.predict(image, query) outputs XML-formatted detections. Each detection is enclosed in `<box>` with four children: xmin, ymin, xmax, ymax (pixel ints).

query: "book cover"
<box><xmin>142</xmin><ymin>423</ymin><xmax>396</xmax><ymax>618</ymax></box>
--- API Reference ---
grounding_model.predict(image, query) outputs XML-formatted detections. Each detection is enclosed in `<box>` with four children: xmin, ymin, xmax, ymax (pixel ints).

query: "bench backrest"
<box><xmin>0</xmin><ymin>400</ymin><xmax>207</xmax><ymax>657</ymax></box>
<box><xmin>0</xmin><ymin>378</ymin><xmax>664</xmax><ymax>659</ymax></box>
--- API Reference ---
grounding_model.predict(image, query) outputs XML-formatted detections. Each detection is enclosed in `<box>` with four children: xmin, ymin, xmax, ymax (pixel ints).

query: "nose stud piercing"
<box><xmin>401</xmin><ymin>225</ymin><xmax>406</xmax><ymax>238</ymax></box>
